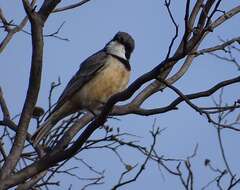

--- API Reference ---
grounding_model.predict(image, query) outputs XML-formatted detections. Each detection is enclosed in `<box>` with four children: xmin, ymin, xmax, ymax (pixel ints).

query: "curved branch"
<box><xmin>114</xmin><ymin>75</ymin><xmax>240</xmax><ymax>116</ymax></box>
<box><xmin>53</xmin><ymin>0</ymin><xmax>91</xmax><ymax>13</ymax></box>
<box><xmin>195</xmin><ymin>36</ymin><xmax>240</xmax><ymax>55</ymax></box>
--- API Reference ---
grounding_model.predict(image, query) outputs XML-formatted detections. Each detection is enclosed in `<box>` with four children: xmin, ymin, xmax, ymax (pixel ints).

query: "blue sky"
<box><xmin>0</xmin><ymin>0</ymin><xmax>240</xmax><ymax>189</ymax></box>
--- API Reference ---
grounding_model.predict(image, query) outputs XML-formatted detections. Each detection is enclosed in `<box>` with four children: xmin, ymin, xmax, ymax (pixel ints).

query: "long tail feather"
<box><xmin>31</xmin><ymin>118</ymin><xmax>54</xmax><ymax>145</ymax></box>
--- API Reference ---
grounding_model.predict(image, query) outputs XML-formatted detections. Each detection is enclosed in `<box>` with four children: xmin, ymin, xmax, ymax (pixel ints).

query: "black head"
<box><xmin>111</xmin><ymin>31</ymin><xmax>135</xmax><ymax>59</ymax></box>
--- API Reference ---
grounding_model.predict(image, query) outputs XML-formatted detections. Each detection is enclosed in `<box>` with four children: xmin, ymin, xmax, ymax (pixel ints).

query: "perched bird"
<box><xmin>32</xmin><ymin>32</ymin><xmax>135</xmax><ymax>145</ymax></box>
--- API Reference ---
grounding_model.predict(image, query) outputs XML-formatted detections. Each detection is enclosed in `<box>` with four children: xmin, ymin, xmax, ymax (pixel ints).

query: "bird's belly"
<box><xmin>75</xmin><ymin>57</ymin><xmax>130</xmax><ymax>109</ymax></box>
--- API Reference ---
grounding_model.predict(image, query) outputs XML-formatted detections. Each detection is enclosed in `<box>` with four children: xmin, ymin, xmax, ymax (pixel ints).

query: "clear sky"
<box><xmin>0</xmin><ymin>0</ymin><xmax>240</xmax><ymax>189</ymax></box>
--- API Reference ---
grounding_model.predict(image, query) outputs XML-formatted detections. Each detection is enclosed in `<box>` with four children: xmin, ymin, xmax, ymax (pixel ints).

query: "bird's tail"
<box><xmin>31</xmin><ymin>106</ymin><xmax>66</xmax><ymax>145</ymax></box>
<box><xmin>32</xmin><ymin>102</ymin><xmax>76</xmax><ymax>145</ymax></box>
<box><xmin>31</xmin><ymin>116</ymin><xmax>56</xmax><ymax>145</ymax></box>
<box><xmin>32</xmin><ymin>102</ymin><xmax>65</xmax><ymax>144</ymax></box>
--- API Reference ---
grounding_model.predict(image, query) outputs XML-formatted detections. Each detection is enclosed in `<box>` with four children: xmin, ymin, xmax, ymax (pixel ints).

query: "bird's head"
<box><xmin>106</xmin><ymin>31</ymin><xmax>135</xmax><ymax>60</ymax></box>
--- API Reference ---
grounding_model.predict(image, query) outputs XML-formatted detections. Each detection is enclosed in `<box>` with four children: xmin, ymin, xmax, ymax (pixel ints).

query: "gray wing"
<box><xmin>51</xmin><ymin>50</ymin><xmax>108</xmax><ymax>114</ymax></box>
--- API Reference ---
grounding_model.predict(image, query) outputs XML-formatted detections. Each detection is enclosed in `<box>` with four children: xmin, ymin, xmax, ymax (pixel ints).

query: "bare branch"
<box><xmin>119</xmin><ymin>2</ymin><xmax>240</xmax><ymax>114</ymax></box>
<box><xmin>0</xmin><ymin>0</ymin><xmax>61</xmax><ymax>187</ymax></box>
<box><xmin>113</xmin><ymin>75</ymin><xmax>240</xmax><ymax>116</ymax></box>
<box><xmin>0</xmin><ymin>87</ymin><xmax>10</xmax><ymax>120</ymax></box>
<box><xmin>195</xmin><ymin>36</ymin><xmax>240</xmax><ymax>55</ymax></box>
<box><xmin>0</xmin><ymin>0</ymin><xmax>36</xmax><ymax>54</ymax></box>
<box><xmin>0</xmin><ymin>8</ymin><xmax>11</xmax><ymax>32</ymax></box>
<box><xmin>53</xmin><ymin>0</ymin><xmax>92</xmax><ymax>13</ymax></box>
<box><xmin>164</xmin><ymin>0</ymin><xmax>179</xmax><ymax>59</ymax></box>
<box><xmin>112</xmin><ymin>128</ymin><xmax>159</xmax><ymax>190</ymax></box>
<box><xmin>44</xmin><ymin>22</ymin><xmax>69</xmax><ymax>41</ymax></box>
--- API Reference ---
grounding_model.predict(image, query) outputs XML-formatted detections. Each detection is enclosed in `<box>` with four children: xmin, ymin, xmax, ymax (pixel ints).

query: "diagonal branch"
<box><xmin>53</xmin><ymin>0</ymin><xmax>91</xmax><ymax>13</ymax></box>
<box><xmin>0</xmin><ymin>0</ymin><xmax>36</xmax><ymax>54</ymax></box>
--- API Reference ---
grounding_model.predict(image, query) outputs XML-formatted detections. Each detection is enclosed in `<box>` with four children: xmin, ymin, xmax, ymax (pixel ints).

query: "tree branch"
<box><xmin>195</xmin><ymin>36</ymin><xmax>240</xmax><ymax>56</ymax></box>
<box><xmin>0</xmin><ymin>0</ymin><xmax>61</xmax><ymax>188</ymax></box>
<box><xmin>0</xmin><ymin>87</ymin><xmax>10</xmax><ymax>120</ymax></box>
<box><xmin>53</xmin><ymin>0</ymin><xmax>91</xmax><ymax>13</ymax></box>
<box><xmin>0</xmin><ymin>0</ymin><xmax>36</xmax><ymax>54</ymax></box>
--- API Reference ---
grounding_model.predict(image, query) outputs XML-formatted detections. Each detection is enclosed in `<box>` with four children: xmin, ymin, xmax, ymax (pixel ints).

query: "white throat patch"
<box><xmin>106</xmin><ymin>41</ymin><xmax>127</xmax><ymax>60</ymax></box>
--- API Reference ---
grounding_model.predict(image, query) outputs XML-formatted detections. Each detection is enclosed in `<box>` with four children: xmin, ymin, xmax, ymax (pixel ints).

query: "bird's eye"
<box><xmin>120</xmin><ymin>36</ymin><xmax>126</xmax><ymax>44</ymax></box>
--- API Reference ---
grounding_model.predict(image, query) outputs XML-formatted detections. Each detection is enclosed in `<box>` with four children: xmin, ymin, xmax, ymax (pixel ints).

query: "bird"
<box><xmin>32</xmin><ymin>31</ymin><xmax>135</xmax><ymax>145</ymax></box>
